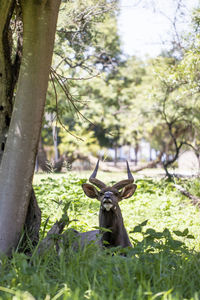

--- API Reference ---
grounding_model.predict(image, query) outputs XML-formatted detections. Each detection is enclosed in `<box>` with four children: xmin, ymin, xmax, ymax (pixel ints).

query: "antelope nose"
<box><xmin>103</xmin><ymin>197</ymin><xmax>112</xmax><ymax>203</ymax></box>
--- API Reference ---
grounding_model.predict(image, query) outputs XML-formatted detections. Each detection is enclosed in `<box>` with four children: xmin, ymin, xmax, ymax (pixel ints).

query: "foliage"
<box><xmin>1</xmin><ymin>174</ymin><xmax>200</xmax><ymax>299</ymax></box>
<box><xmin>46</xmin><ymin>0</ymin><xmax>120</xmax><ymax>119</ymax></box>
<box><xmin>54</xmin><ymin>0</ymin><xmax>120</xmax><ymax>73</ymax></box>
<box><xmin>43</xmin><ymin>0</ymin><xmax>122</xmax><ymax>157</ymax></box>
<box><xmin>58</xmin><ymin>124</ymin><xmax>100</xmax><ymax>158</ymax></box>
<box><xmin>37</xmin><ymin>1</ymin><xmax>200</xmax><ymax>176</ymax></box>
<box><xmin>79</xmin><ymin>57</ymin><xmax>146</xmax><ymax>150</ymax></box>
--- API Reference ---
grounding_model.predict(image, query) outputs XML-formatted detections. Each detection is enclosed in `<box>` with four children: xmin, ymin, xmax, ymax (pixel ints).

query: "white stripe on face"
<box><xmin>103</xmin><ymin>203</ymin><xmax>113</xmax><ymax>211</ymax></box>
<box><xmin>102</xmin><ymin>191</ymin><xmax>114</xmax><ymax>210</ymax></box>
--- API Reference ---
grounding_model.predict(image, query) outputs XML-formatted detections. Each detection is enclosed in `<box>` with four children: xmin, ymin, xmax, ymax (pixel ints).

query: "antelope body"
<box><xmin>82</xmin><ymin>160</ymin><xmax>137</xmax><ymax>248</ymax></box>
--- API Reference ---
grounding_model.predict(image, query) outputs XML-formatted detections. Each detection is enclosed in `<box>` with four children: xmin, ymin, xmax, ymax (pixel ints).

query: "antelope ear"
<box><xmin>120</xmin><ymin>184</ymin><xmax>137</xmax><ymax>199</ymax></box>
<box><xmin>82</xmin><ymin>183</ymin><xmax>99</xmax><ymax>199</ymax></box>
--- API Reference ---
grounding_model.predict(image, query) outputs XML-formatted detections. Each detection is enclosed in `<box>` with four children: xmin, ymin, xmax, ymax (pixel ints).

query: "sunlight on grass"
<box><xmin>33</xmin><ymin>170</ymin><xmax>132</xmax><ymax>185</ymax></box>
<box><xmin>1</xmin><ymin>173</ymin><xmax>200</xmax><ymax>300</ymax></box>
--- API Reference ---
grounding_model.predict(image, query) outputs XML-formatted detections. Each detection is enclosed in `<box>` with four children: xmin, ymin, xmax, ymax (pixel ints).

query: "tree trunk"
<box><xmin>37</xmin><ymin>136</ymin><xmax>51</xmax><ymax>172</ymax></box>
<box><xmin>149</xmin><ymin>147</ymin><xmax>152</xmax><ymax>161</ymax></box>
<box><xmin>19</xmin><ymin>189</ymin><xmax>41</xmax><ymax>254</ymax></box>
<box><xmin>0</xmin><ymin>0</ymin><xmax>61</xmax><ymax>255</ymax></box>
<box><xmin>0</xmin><ymin>2</ymin><xmax>41</xmax><ymax>253</ymax></box>
<box><xmin>0</xmin><ymin>1</ymin><xmax>15</xmax><ymax>161</ymax></box>
<box><xmin>114</xmin><ymin>146</ymin><xmax>117</xmax><ymax>166</ymax></box>
<box><xmin>134</xmin><ymin>143</ymin><xmax>139</xmax><ymax>166</ymax></box>
<box><xmin>128</xmin><ymin>145</ymin><xmax>131</xmax><ymax>161</ymax></box>
<box><xmin>174</xmin><ymin>184</ymin><xmax>200</xmax><ymax>207</ymax></box>
<box><xmin>53</xmin><ymin>156</ymin><xmax>64</xmax><ymax>173</ymax></box>
<box><xmin>52</xmin><ymin>125</ymin><xmax>59</xmax><ymax>161</ymax></box>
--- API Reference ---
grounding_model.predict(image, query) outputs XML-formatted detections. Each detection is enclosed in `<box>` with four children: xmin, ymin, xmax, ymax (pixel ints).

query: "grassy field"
<box><xmin>1</xmin><ymin>172</ymin><xmax>200</xmax><ymax>299</ymax></box>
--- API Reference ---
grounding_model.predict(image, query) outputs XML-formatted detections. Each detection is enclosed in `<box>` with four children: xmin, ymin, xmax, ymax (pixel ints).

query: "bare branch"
<box><xmin>174</xmin><ymin>184</ymin><xmax>200</xmax><ymax>207</ymax></box>
<box><xmin>49</xmin><ymin>71</ymin><xmax>84</xmax><ymax>141</ymax></box>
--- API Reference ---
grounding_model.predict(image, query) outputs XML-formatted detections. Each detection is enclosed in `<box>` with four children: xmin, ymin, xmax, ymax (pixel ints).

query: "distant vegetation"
<box><xmin>38</xmin><ymin>0</ymin><xmax>200</xmax><ymax>176</ymax></box>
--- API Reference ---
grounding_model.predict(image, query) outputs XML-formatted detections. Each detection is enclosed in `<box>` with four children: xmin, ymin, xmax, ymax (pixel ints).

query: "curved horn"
<box><xmin>112</xmin><ymin>161</ymin><xmax>134</xmax><ymax>190</ymax></box>
<box><xmin>126</xmin><ymin>160</ymin><xmax>134</xmax><ymax>180</ymax></box>
<box><xmin>89</xmin><ymin>160</ymin><xmax>106</xmax><ymax>189</ymax></box>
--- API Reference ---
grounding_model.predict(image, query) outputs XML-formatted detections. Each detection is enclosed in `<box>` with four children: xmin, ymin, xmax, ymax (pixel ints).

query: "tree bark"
<box><xmin>53</xmin><ymin>156</ymin><xmax>64</xmax><ymax>173</ymax></box>
<box><xmin>0</xmin><ymin>2</ymin><xmax>41</xmax><ymax>253</ymax></box>
<box><xmin>19</xmin><ymin>189</ymin><xmax>41</xmax><ymax>254</ymax></box>
<box><xmin>52</xmin><ymin>125</ymin><xmax>59</xmax><ymax>161</ymax></box>
<box><xmin>37</xmin><ymin>136</ymin><xmax>51</xmax><ymax>172</ymax></box>
<box><xmin>114</xmin><ymin>145</ymin><xmax>117</xmax><ymax>166</ymax></box>
<box><xmin>134</xmin><ymin>143</ymin><xmax>139</xmax><ymax>166</ymax></box>
<box><xmin>174</xmin><ymin>184</ymin><xmax>200</xmax><ymax>207</ymax></box>
<box><xmin>0</xmin><ymin>0</ymin><xmax>15</xmax><ymax>161</ymax></box>
<box><xmin>0</xmin><ymin>0</ymin><xmax>61</xmax><ymax>255</ymax></box>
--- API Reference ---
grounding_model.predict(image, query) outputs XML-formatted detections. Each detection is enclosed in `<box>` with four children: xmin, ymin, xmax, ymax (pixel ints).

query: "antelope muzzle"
<box><xmin>102</xmin><ymin>191</ymin><xmax>114</xmax><ymax>211</ymax></box>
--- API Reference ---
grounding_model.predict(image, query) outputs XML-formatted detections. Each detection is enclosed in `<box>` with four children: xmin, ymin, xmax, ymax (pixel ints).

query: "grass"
<box><xmin>0</xmin><ymin>172</ymin><xmax>200</xmax><ymax>299</ymax></box>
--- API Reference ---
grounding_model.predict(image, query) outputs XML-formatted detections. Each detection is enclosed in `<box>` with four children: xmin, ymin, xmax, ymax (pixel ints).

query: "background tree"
<box><xmin>42</xmin><ymin>0</ymin><xmax>121</xmax><ymax>165</ymax></box>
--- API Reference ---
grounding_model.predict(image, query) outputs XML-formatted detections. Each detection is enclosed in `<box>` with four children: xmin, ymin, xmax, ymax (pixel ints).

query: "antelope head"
<box><xmin>82</xmin><ymin>160</ymin><xmax>137</xmax><ymax>211</ymax></box>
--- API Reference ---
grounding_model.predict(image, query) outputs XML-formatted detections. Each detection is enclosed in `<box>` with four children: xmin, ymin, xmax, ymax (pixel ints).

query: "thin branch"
<box><xmin>49</xmin><ymin>71</ymin><xmax>84</xmax><ymax>141</ymax></box>
<box><xmin>161</xmin><ymin>88</ymin><xmax>185</xmax><ymax>177</ymax></box>
<box><xmin>52</xmin><ymin>65</ymin><xmax>100</xmax><ymax>81</ymax></box>
<box><xmin>183</xmin><ymin>141</ymin><xmax>200</xmax><ymax>154</ymax></box>
<box><xmin>50</xmin><ymin>68</ymin><xmax>98</xmax><ymax>127</ymax></box>
<box><xmin>49</xmin><ymin>67</ymin><xmax>115</xmax><ymax>140</ymax></box>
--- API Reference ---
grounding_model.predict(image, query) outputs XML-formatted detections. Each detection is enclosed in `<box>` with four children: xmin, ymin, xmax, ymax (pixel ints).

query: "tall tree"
<box><xmin>0</xmin><ymin>1</ymin><xmax>17</xmax><ymax>162</ymax></box>
<box><xmin>0</xmin><ymin>0</ymin><xmax>61</xmax><ymax>255</ymax></box>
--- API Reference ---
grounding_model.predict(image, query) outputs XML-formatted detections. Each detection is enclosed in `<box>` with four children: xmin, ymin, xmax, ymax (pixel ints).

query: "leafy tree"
<box><xmin>145</xmin><ymin>53</ymin><xmax>200</xmax><ymax>176</ymax></box>
<box><xmin>44</xmin><ymin>0</ymin><xmax>121</xmax><ymax>162</ymax></box>
<box><xmin>71</xmin><ymin>56</ymin><xmax>146</xmax><ymax>163</ymax></box>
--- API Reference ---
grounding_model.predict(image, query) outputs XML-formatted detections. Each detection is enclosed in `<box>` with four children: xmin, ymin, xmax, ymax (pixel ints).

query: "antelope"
<box><xmin>82</xmin><ymin>160</ymin><xmax>137</xmax><ymax>248</ymax></box>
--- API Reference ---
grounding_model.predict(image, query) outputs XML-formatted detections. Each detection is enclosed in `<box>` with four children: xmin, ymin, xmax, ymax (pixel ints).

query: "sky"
<box><xmin>118</xmin><ymin>0</ymin><xmax>199</xmax><ymax>58</ymax></box>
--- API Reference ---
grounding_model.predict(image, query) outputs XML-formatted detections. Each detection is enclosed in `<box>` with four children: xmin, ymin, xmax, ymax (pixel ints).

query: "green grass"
<box><xmin>1</xmin><ymin>173</ymin><xmax>200</xmax><ymax>299</ymax></box>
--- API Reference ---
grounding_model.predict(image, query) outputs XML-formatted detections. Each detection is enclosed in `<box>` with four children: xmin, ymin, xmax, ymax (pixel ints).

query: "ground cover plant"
<box><xmin>0</xmin><ymin>173</ymin><xmax>200</xmax><ymax>299</ymax></box>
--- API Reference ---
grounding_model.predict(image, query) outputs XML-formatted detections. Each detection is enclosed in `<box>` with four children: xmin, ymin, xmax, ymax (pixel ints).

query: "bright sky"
<box><xmin>118</xmin><ymin>0</ymin><xmax>199</xmax><ymax>58</ymax></box>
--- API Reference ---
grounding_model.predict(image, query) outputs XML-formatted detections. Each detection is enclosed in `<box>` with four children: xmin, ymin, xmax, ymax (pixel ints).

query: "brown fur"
<box><xmin>82</xmin><ymin>182</ymin><xmax>136</xmax><ymax>248</ymax></box>
<box><xmin>82</xmin><ymin>161</ymin><xmax>137</xmax><ymax>248</ymax></box>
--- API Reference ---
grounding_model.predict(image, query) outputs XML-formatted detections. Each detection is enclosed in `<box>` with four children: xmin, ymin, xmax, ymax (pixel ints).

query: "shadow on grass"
<box><xmin>1</xmin><ymin>223</ymin><xmax>200</xmax><ymax>299</ymax></box>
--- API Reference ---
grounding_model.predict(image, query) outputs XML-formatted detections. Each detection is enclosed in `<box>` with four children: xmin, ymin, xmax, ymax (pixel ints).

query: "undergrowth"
<box><xmin>0</xmin><ymin>174</ymin><xmax>200</xmax><ymax>300</ymax></box>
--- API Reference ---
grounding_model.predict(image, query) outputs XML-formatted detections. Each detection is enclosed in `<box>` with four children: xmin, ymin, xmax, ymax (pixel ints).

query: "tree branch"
<box><xmin>174</xmin><ymin>184</ymin><xmax>200</xmax><ymax>207</ymax></box>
